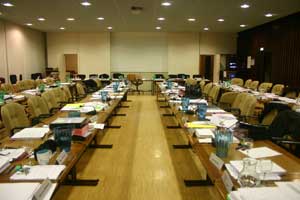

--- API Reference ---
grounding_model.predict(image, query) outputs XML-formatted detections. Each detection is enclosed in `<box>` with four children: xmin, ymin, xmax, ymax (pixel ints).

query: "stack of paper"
<box><xmin>61</xmin><ymin>103</ymin><xmax>84</xmax><ymax>111</ymax></box>
<box><xmin>206</xmin><ymin>108</ymin><xmax>226</xmax><ymax>113</ymax></box>
<box><xmin>10</xmin><ymin>165</ymin><xmax>65</xmax><ymax>180</ymax></box>
<box><xmin>186</xmin><ymin>121</ymin><xmax>216</xmax><ymax>129</ymax></box>
<box><xmin>210</xmin><ymin>113</ymin><xmax>238</xmax><ymax>128</ymax></box>
<box><xmin>229</xmin><ymin>181</ymin><xmax>300</xmax><ymax>200</ymax></box>
<box><xmin>239</xmin><ymin>147</ymin><xmax>282</xmax><ymax>159</ymax></box>
<box><xmin>11</xmin><ymin>128</ymin><xmax>49</xmax><ymax>140</ymax></box>
<box><xmin>0</xmin><ymin>182</ymin><xmax>57</xmax><ymax>200</ymax></box>
<box><xmin>0</xmin><ymin>157</ymin><xmax>10</xmax><ymax>174</ymax></box>
<box><xmin>0</xmin><ymin>148</ymin><xmax>26</xmax><ymax>162</ymax></box>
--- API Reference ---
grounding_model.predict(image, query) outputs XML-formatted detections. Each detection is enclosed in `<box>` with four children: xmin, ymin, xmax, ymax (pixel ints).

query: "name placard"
<box><xmin>209</xmin><ymin>153</ymin><xmax>224</xmax><ymax>170</ymax></box>
<box><xmin>33</xmin><ymin>179</ymin><xmax>52</xmax><ymax>200</ymax></box>
<box><xmin>56</xmin><ymin>150</ymin><xmax>68</xmax><ymax>165</ymax></box>
<box><xmin>222</xmin><ymin>171</ymin><xmax>234</xmax><ymax>192</ymax></box>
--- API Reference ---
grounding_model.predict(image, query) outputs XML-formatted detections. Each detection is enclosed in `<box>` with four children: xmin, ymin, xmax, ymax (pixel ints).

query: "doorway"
<box><xmin>64</xmin><ymin>54</ymin><xmax>78</xmax><ymax>75</ymax></box>
<box><xmin>199</xmin><ymin>55</ymin><xmax>214</xmax><ymax>80</ymax></box>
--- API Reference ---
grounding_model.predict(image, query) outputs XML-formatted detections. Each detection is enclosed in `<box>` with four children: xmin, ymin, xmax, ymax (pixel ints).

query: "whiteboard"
<box><xmin>111</xmin><ymin>32</ymin><xmax>168</xmax><ymax>72</ymax></box>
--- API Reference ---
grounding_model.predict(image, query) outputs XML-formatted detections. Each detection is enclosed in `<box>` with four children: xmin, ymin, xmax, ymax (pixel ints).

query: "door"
<box><xmin>199</xmin><ymin>55</ymin><xmax>214</xmax><ymax>80</ymax></box>
<box><xmin>64</xmin><ymin>54</ymin><xmax>78</xmax><ymax>74</ymax></box>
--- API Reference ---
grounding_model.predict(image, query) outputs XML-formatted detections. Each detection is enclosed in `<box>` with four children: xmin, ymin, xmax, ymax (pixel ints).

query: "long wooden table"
<box><xmin>0</xmin><ymin>89</ymin><xmax>128</xmax><ymax>194</ymax></box>
<box><xmin>158</xmin><ymin>89</ymin><xmax>300</xmax><ymax>199</ymax></box>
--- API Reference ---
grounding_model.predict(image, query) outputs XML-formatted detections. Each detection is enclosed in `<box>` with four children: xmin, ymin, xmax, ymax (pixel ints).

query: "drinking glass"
<box><xmin>197</xmin><ymin>103</ymin><xmax>208</xmax><ymax>120</ymax></box>
<box><xmin>215</xmin><ymin>128</ymin><xmax>233</xmax><ymax>158</ymax></box>
<box><xmin>181</xmin><ymin>97</ymin><xmax>190</xmax><ymax>112</ymax></box>
<box><xmin>100</xmin><ymin>91</ymin><xmax>108</xmax><ymax>102</ymax></box>
<box><xmin>113</xmin><ymin>82</ymin><xmax>119</xmax><ymax>92</ymax></box>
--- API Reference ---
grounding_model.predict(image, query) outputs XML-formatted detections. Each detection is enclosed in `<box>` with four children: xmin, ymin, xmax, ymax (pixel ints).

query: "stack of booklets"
<box><xmin>0</xmin><ymin>157</ymin><xmax>10</xmax><ymax>174</ymax></box>
<box><xmin>11</xmin><ymin>128</ymin><xmax>49</xmax><ymax>140</ymax></box>
<box><xmin>0</xmin><ymin>148</ymin><xmax>26</xmax><ymax>162</ymax></box>
<box><xmin>228</xmin><ymin>181</ymin><xmax>300</xmax><ymax>200</ymax></box>
<box><xmin>225</xmin><ymin>160</ymin><xmax>286</xmax><ymax>181</ymax></box>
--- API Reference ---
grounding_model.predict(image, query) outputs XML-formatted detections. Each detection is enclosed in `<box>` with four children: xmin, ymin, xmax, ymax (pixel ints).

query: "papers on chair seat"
<box><xmin>10</xmin><ymin>165</ymin><xmax>65</xmax><ymax>180</ymax></box>
<box><xmin>210</xmin><ymin>114</ymin><xmax>238</xmax><ymax>128</ymax></box>
<box><xmin>12</xmin><ymin>128</ymin><xmax>50</xmax><ymax>140</ymax></box>
<box><xmin>186</xmin><ymin>121</ymin><xmax>216</xmax><ymax>129</ymax></box>
<box><xmin>0</xmin><ymin>148</ymin><xmax>26</xmax><ymax>162</ymax></box>
<box><xmin>228</xmin><ymin>181</ymin><xmax>300</xmax><ymax>200</ymax></box>
<box><xmin>0</xmin><ymin>182</ymin><xmax>57</xmax><ymax>200</ymax></box>
<box><xmin>239</xmin><ymin>147</ymin><xmax>282</xmax><ymax>159</ymax></box>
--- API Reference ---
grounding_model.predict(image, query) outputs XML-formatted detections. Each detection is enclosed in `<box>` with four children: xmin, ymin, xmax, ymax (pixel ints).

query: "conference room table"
<box><xmin>159</xmin><ymin>89</ymin><xmax>300</xmax><ymax>199</ymax></box>
<box><xmin>0</xmin><ymin>88</ymin><xmax>128</xmax><ymax>196</ymax></box>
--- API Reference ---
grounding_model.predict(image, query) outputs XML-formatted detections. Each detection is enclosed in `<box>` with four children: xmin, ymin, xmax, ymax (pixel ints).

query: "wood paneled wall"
<box><xmin>237</xmin><ymin>12</ymin><xmax>300</xmax><ymax>87</ymax></box>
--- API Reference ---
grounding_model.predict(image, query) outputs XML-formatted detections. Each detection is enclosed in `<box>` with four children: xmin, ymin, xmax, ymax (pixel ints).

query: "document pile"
<box><xmin>0</xmin><ymin>148</ymin><xmax>26</xmax><ymax>162</ymax></box>
<box><xmin>11</xmin><ymin>128</ymin><xmax>49</xmax><ymax>140</ymax></box>
<box><xmin>10</xmin><ymin>165</ymin><xmax>65</xmax><ymax>180</ymax></box>
<box><xmin>210</xmin><ymin>114</ymin><xmax>238</xmax><ymax>128</ymax></box>
<box><xmin>239</xmin><ymin>147</ymin><xmax>282</xmax><ymax>159</ymax></box>
<box><xmin>228</xmin><ymin>181</ymin><xmax>300</xmax><ymax>200</ymax></box>
<box><xmin>0</xmin><ymin>157</ymin><xmax>10</xmax><ymax>174</ymax></box>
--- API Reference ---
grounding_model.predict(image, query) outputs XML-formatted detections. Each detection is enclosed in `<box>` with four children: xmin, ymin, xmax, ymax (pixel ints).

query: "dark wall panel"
<box><xmin>237</xmin><ymin>12</ymin><xmax>300</xmax><ymax>87</ymax></box>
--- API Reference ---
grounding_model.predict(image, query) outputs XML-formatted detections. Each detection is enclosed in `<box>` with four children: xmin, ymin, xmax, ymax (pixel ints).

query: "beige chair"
<box><xmin>44</xmin><ymin>77</ymin><xmax>55</xmax><ymax>85</ymax></box>
<box><xmin>1</xmin><ymin>102</ymin><xmax>31</xmax><ymax>135</ymax></box>
<box><xmin>218</xmin><ymin>92</ymin><xmax>238</xmax><ymax>110</ymax></box>
<box><xmin>0</xmin><ymin>119</ymin><xmax>8</xmax><ymax>139</ymax></box>
<box><xmin>202</xmin><ymin>82</ymin><xmax>213</xmax><ymax>98</ymax></box>
<box><xmin>244</xmin><ymin>79</ymin><xmax>252</xmax><ymax>88</ymax></box>
<box><xmin>271</xmin><ymin>84</ymin><xmax>284</xmax><ymax>96</ymax></box>
<box><xmin>27</xmin><ymin>96</ymin><xmax>52</xmax><ymax>124</ymax></box>
<box><xmin>0</xmin><ymin>83</ymin><xmax>15</xmax><ymax>94</ymax></box>
<box><xmin>249</xmin><ymin>81</ymin><xmax>259</xmax><ymax>90</ymax></box>
<box><xmin>207</xmin><ymin>85</ymin><xmax>220</xmax><ymax>105</ymax></box>
<box><xmin>41</xmin><ymin>90</ymin><xmax>60</xmax><ymax>113</ymax></box>
<box><xmin>199</xmin><ymin>80</ymin><xmax>206</xmax><ymax>91</ymax></box>
<box><xmin>258</xmin><ymin>82</ymin><xmax>273</xmax><ymax>92</ymax></box>
<box><xmin>231</xmin><ymin>78</ymin><xmax>244</xmax><ymax>87</ymax></box>
<box><xmin>76</xmin><ymin>83</ymin><xmax>87</xmax><ymax>100</ymax></box>
<box><xmin>186</xmin><ymin>78</ymin><xmax>197</xmax><ymax>86</ymax></box>
<box><xmin>230</xmin><ymin>92</ymin><xmax>249</xmax><ymax>116</ymax></box>
<box><xmin>62</xmin><ymin>86</ymin><xmax>73</xmax><ymax>103</ymax></box>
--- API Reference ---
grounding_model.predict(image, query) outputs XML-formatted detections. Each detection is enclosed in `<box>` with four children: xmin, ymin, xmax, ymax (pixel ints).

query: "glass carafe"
<box><xmin>238</xmin><ymin>158</ymin><xmax>260</xmax><ymax>187</ymax></box>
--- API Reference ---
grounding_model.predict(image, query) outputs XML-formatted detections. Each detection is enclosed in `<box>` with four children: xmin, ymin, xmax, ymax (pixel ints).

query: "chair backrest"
<box><xmin>239</xmin><ymin>94</ymin><xmax>257</xmax><ymax>117</ymax></box>
<box><xmin>0</xmin><ymin>77</ymin><xmax>5</xmax><ymax>83</ymax></box>
<box><xmin>231</xmin><ymin>78</ymin><xmax>244</xmax><ymax>87</ymax></box>
<box><xmin>244</xmin><ymin>79</ymin><xmax>252</xmax><ymax>88</ymax></box>
<box><xmin>199</xmin><ymin>80</ymin><xmax>206</xmax><ymax>91</ymax></box>
<box><xmin>249</xmin><ymin>81</ymin><xmax>259</xmax><ymax>90</ymax></box>
<box><xmin>192</xmin><ymin>74</ymin><xmax>201</xmax><ymax>79</ymax></box>
<box><xmin>44</xmin><ymin>77</ymin><xmax>55</xmax><ymax>85</ymax></box>
<box><xmin>0</xmin><ymin>83</ymin><xmax>14</xmax><ymax>93</ymax></box>
<box><xmin>27</xmin><ymin>96</ymin><xmax>50</xmax><ymax>118</ymax></box>
<box><xmin>1</xmin><ymin>102</ymin><xmax>30</xmax><ymax>133</ymax></box>
<box><xmin>208</xmin><ymin>85</ymin><xmax>220</xmax><ymax>104</ymax></box>
<box><xmin>168</xmin><ymin>74</ymin><xmax>177</xmax><ymax>79</ymax></box>
<box><xmin>76</xmin><ymin>83</ymin><xmax>86</xmax><ymax>96</ymax></box>
<box><xmin>203</xmin><ymin>82</ymin><xmax>213</xmax><ymax>96</ymax></box>
<box><xmin>185</xmin><ymin>78</ymin><xmax>197</xmax><ymax>86</ymax></box>
<box><xmin>178</xmin><ymin>74</ymin><xmax>189</xmax><ymax>79</ymax></box>
<box><xmin>31</xmin><ymin>73</ymin><xmax>42</xmax><ymax>80</ymax></box>
<box><xmin>232</xmin><ymin>92</ymin><xmax>248</xmax><ymax>109</ymax></box>
<box><xmin>99</xmin><ymin>73</ymin><xmax>110</xmax><ymax>79</ymax></box>
<box><xmin>271</xmin><ymin>84</ymin><xmax>284</xmax><ymax>96</ymax></box>
<box><xmin>93</xmin><ymin>79</ymin><xmax>102</xmax><ymax>88</ymax></box>
<box><xmin>77</xmin><ymin>74</ymin><xmax>86</xmax><ymax>80</ymax></box>
<box><xmin>89</xmin><ymin>74</ymin><xmax>98</xmax><ymax>79</ymax></box>
<box><xmin>154</xmin><ymin>74</ymin><xmax>164</xmax><ymax>79</ymax></box>
<box><xmin>112</xmin><ymin>73</ymin><xmax>124</xmax><ymax>79</ymax></box>
<box><xmin>62</xmin><ymin>86</ymin><xmax>73</xmax><ymax>102</ymax></box>
<box><xmin>41</xmin><ymin>90</ymin><xmax>59</xmax><ymax>111</ymax></box>
<box><xmin>258</xmin><ymin>82</ymin><xmax>273</xmax><ymax>92</ymax></box>
<box><xmin>218</xmin><ymin>92</ymin><xmax>238</xmax><ymax>109</ymax></box>
<box><xmin>10</xmin><ymin>74</ymin><xmax>17</xmax><ymax>84</ymax></box>
<box><xmin>261</xmin><ymin>109</ymin><xmax>278</xmax><ymax>126</ymax></box>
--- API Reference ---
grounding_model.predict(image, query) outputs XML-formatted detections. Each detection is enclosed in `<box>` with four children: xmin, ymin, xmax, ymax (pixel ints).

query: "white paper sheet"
<box><xmin>239</xmin><ymin>147</ymin><xmax>282</xmax><ymax>159</ymax></box>
<box><xmin>10</xmin><ymin>165</ymin><xmax>65</xmax><ymax>180</ymax></box>
<box><xmin>12</xmin><ymin>128</ymin><xmax>49</xmax><ymax>140</ymax></box>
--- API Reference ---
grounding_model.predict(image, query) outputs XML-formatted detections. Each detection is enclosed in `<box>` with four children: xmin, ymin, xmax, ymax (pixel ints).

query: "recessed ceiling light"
<box><xmin>161</xmin><ymin>1</ymin><xmax>172</xmax><ymax>7</ymax></box>
<box><xmin>2</xmin><ymin>2</ymin><xmax>14</xmax><ymax>7</ymax></box>
<box><xmin>67</xmin><ymin>18</ymin><xmax>75</xmax><ymax>21</ymax></box>
<box><xmin>157</xmin><ymin>17</ymin><xmax>165</xmax><ymax>21</ymax></box>
<box><xmin>217</xmin><ymin>18</ymin><xmax>224</xmax><ymax>22</ymax></box>
<box><xmin>107</xmin><ymin>26</ymin><xmax>113</xmax><ymax>30</ymax></box>
<box><xmin>265</xmin><ymin>13</ymin><xmax>273</xmax><ymax>17</ymax></box>
<box><xmin>188</xmin><ymin>18</ymin><xmax>196</xmax><ymax>22</ymax></box>
<box><xmin>260</xmin><ymin>47</ymin><xmax>264</xmax><ymax>51</ymax></box>
<box><xmin>37</xmin><ymin>17</ymin><xmax>45</xmax><ymax>21</ymax></box>
<box><xmin>59</xmin><ymin>27</ymin><xmax>65</xmax><ymax>30</ymax></box>
<box><xmin>25</xmin><ymin>23</ymin><xmax>33</xmax><ymax>26</ymax></box>
<box><xmin>97</xmin><ymin>17</ymin><xmax>104</xmax><ymax>20</ymax></box>
<box><xmin>240</xmin><ymin>24</ymin><xmax>247</xmax><ymax>27</ymax></box>
<box><xmin>81</xmin><ymin>1</ymin><xmax>91</xmax><ymax>6</ymax></box>
<box><xmin>156</xmin><ymin>26</ymin><xmax>161</xmax><ymax>30</ymax></box>
<box><xmin>203</xmin><ymin>27</ymin><xmax>209</xmax><ymax>31</ymax></box>
<box><xmin>240</xmin><ymin>4</ymin><xmax>250</xmax><ymax>9</ymax></box>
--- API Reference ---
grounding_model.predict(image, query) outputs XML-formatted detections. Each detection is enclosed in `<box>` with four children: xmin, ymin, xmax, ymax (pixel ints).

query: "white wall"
<box><xmin>0</xmin><ymin>20</ymin><xmax>46</xmax><ymax>81</ymax></box>
<box><xmin>167</xmin><ymin>32</ymin><xmax>199</xmax><ymax>76</ymax></box>
<box><xmin>47</xmin><ymin>32</ymin><xmax>110</xmax><ymax>80</ymax></box>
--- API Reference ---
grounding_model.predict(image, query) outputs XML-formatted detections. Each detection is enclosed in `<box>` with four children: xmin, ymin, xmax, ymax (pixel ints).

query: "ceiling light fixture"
<box><xmin>81</xmin><ymin>1</ymin><xmax>91</xmax><ymax>7</ymax></box>
<box><xmin>188</xmin><ymin>18</ymin><xmax>196</xmax><ymax>22</ymax></box>
<box><xmin>25</xmin><ymin>23</ymin><xmax>33</xmax><ymax>26</ymax></box>
<box><xmin>37</xmin><ymin>17</ymin><xmax>45</xmax><ymax>21</ymax></box>
<box><xmin>161</xmin><ymin>1</ymin><xmax>172</xmax><ymax>6</ymax></box>
<box><xmin>265</xmin><ymin>13</ymin><xmax>273</xmax><ymax>17</ymax></box>
<box><xmin>59</xmin><ymin>27</ymin><xmax>65</xmax><ymax>30</ymax></box>
<box><xmin>2</xmin><ymin>2</ymin><xmax>14</xmax><ymax>7</ymax></box>
<box><xmin>260</xmin><ymin>47</ymin><xmax>264</xmax><ymax>51</ymax></box>
<box><xmin>240</xmin><ymin>4</ymin><xmax>250</xmax><ymax>9</ymax></box>
<box><xmin>203</xmin><ymin>27</ymin><xmax>209</xmax><ymax>31</ymax></box>
<box><xmin>217</xmin><ymin>18</ymin><xmax>224</xmax><ymax>22</ymax></box>
<box><xmin>97</xmin><ymin>17</ymin><xmax>104</xmax><ymax>20</ymax></box>
<box><xmin>156</xmin><ymin>26</ymin><xmax>161</xmax><ymax>30</ymax></box>
<box><xmin>157</xmin><ymin>17</ymin><xmax>165</xmax><ymax>21</ymax></box>
<box><xmin>67</xmin><ymin>18</ymin><xmax>75</xmax><ymax>21</ymax></box>
<box><xmin>240</xmin><ymin>24</ymin><xmax>247</xmax><ymax>27</ymax></box>
<box><xmin>107</xmin><ymin>26</ymin><xmax>113</xmax><ymax>30</ymax></box>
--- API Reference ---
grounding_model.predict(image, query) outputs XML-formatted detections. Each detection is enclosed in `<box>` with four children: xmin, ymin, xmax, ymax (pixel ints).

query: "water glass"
<box><xmin>100</xmin><ymin>91</ymin><xmax>108</xmax><ymax>102</ymax></box>
<box><xmin>53</xmin><ymin>126</ymin><xmax>73</xmax><ymax>152</ymax></box>
<box><xmin>0</xmin><ymin>91</ymin><xmax>4</xmax><ymax>104</ymax></box>
<box><xmin>113</xmin><ymin>82</ymin><xmax>119</xmax><ymax>92</ymax></box>
<box><xmin>197</xmin><ymin>103</ymin><xmax>208</xmax><ymax>120</ymax></box>
<box><xmin>167</xmin><ymin>81</ymin><xmax>172</xmax><ymax>89</ymax></box>
<box><xmin>181</xmin><ymin>97</ymin><xmax>190</xmax><ymax>112</ymax></box>
<box><xmin>215</xmin><ymin>129</ymin><xmax>233</xmax><ymax>158</ymax></box>
<box><xmin>38</xmin><ymin>84</ymin><xmax>45</xmax><ymax>93</ymax></box>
